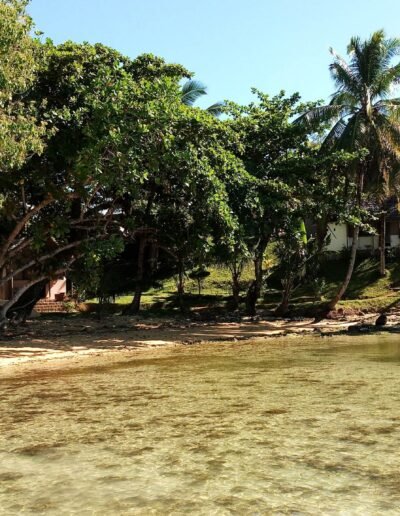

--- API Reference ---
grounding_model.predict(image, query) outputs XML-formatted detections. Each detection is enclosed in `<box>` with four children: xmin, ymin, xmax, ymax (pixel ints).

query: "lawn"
<box><xmin>87</xmin><ymin>256</ymin><xmax>400</xmax><ymax>316</ymax></box>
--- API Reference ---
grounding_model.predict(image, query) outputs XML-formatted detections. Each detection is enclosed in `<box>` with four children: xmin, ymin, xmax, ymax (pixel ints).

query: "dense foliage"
<box><xmin>1</xmin><ymin>0</ymin><xmax>399</xmax><ymax>326</ymax></box>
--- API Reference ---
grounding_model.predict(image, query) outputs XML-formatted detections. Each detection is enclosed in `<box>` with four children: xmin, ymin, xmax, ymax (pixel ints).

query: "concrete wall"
<box><xmin>358</xmin><ymin>235</ymin><xmax>378</xmax><ymax>250</ymax></box>
<box><xmin>46</xmin><ymin>278</ymin><xmax>67</xmax><ymax>300</ymax></box>
<box><xmin>326</xmin><ymin>223</ymin><xmax>348</xmax><ymax>252</ymax></box>
<box><xmin>0</xmin><ymin>277</ymin><xmax>67</xmax><ymax>301</ymax></box>
<box><xmin>391</xmin><ymin>235</ymin><xmax>400</xmax><ymax>247</ymax></box>
<box><xmin>327</xmin><ymin>222</ymin><xmax>399</xmax><ymax>251</ymax></box>
<box><xmin>348</xmin><ymin>235</ymin><xmax>379</xmax><ymax>250</ymax></box>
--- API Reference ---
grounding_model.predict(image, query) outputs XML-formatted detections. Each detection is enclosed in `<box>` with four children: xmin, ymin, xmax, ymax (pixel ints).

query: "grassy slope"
<box><xmin>95</xmin><ymin>257</ymin><xmax>400</xmax><ymax>315</ymax></box>
<box><xmin>276</xmin><ymin>257</ymin><xmax>400</xmax><ymax>314</ymax></box>
<box><xmin>110</xmin><ymin>263</ymin><xmax>254</xmax><ymax>308</ymax></box>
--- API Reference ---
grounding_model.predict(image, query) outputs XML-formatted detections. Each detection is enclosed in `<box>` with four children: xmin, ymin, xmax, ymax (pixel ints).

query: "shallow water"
<box><xmin>1</xmin><ymin>334</ymin><xmax>400</xmax><ymax>515</ymax></box>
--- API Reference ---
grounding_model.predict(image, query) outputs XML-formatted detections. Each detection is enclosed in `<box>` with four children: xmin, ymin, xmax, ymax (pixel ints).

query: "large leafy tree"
<box><xmin>272</xmin><ymin>150</ymin><xmax>360</xmax><ymax>315</ymax></box>
<box><xmin>121</xmin><ymin>98</ymin><xmax>245</xmax><ymax>314</ymax></box>
<box><xmin>0</xmin><ymin>42</ymin><xmax>192</xmax><ymax>326</ymax></box>
<box><xmin>225</xmin><ymin>91</ymin><xmax>316</xmax><ymax>314</ymax></box>
<box><xmin>0</xmin><ymin>0</ymin><xmax>45</xmax><ymax>171</ymax></box>
<box><xmin>298</xmin><ymin>30</ymin><xmax>400</xmax><ymax>308</ymax></box>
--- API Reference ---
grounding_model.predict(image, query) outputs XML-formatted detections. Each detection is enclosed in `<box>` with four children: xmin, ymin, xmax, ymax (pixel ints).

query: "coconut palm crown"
<box><xmin>298</xmin><ymin>30</ymin><xmax>400</xmax><ymax>190</ymax></box>
<box><xmin>297</xmin><ymin>30</ymin><xmax>400</xmax><ymax>307</ymax></box>
<box><xmin>181</xmin><ymin>79</ymin><xmax>224</xmax><ymax>116</ymax></box>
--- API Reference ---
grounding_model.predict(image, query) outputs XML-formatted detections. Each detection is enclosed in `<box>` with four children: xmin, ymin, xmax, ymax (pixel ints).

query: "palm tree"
<box><xmin>297</xmin><ymin>30</ymin><xmax>400</xmax><ymax>309</ymax></box>
<box><xmin>181</xmin><ymin>79</ymin><xmax>224</xmax><ymax>116</ymax></box>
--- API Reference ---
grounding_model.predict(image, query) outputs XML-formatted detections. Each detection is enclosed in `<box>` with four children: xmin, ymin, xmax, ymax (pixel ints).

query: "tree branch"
<box><xmin>0</xmin><ymin>240</ymin><xmax>83</xmax><ymax>286</ymax></box>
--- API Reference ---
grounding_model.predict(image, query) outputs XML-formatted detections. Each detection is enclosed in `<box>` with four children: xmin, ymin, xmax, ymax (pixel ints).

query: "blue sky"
<box><xmin>28</xmin><ymin>0</ymin><xmax>400</xmax><ymax>108</ymax></box>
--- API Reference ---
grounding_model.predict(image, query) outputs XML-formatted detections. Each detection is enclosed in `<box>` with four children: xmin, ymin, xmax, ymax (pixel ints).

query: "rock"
<box><xmin>375</xmin><ymin>314</ymin><xmax>388</xmax><ymax>327</ymax></box>
<box><xmin>348</xmin><ymin>324</ymin><xmax>373</xmax><ymax>333</ymax></box>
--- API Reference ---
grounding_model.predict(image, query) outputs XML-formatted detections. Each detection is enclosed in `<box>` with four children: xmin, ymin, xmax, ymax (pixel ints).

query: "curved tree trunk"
<box><xmin>328</xmin><ymin>225</ymin><xmax>360</xmax><ymax>310</ymax></box>
<box><xmin>379</xmin><ymin>212</ymin><xmax>386</xmax><ymax>277</ymax></box>
<box><xmin>275</xmin><ymin>277</ymin><xmax>293</xmax><ymax>316</ymax></box>
<box><xmin>1</xmin><ymin>278</ymin><xmax>51</xmax><ymax>329</ymax></box>
<box><xmin>124</xmin><ymin>237</ymin><xmax>147</xmax><ymax>315</ymax></box>
<box><xmin>245</xmin><ymin>237</ymin><xmax>269</xmax><ymax>316</ymax></box>
<box><xmin>327</xmin><ymin>168</ymin><xmax>364</xmax><ymax>312</ymax></box>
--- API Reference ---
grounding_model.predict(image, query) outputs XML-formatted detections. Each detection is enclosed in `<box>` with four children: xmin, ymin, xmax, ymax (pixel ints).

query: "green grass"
<box><xmin>88</xmin><ymin>257</ymin><xmax>400</xmax><ymax>316</ymax></box>
<box><xmin>110</xmin><ymin>262</ymin><xmax>255</xmax><ymax>307</ymax></box>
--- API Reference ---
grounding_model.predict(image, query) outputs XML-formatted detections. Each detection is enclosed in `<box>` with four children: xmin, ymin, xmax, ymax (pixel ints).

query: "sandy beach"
<box><xmin>0</xmin><ymin>312</ymin><xmax>386</xmax><ymax>376</ymax></box>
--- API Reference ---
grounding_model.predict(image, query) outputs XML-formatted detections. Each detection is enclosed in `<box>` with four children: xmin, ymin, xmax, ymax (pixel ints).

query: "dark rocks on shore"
<box><xmin>375</xmin><ymin>314</ymin><xmax>388</xmax><ymax>326</ymax></box>
<box><xmin>347</xmin><ymin>324</ymin><xmax>373</xmax><ymax>334</ymax></box>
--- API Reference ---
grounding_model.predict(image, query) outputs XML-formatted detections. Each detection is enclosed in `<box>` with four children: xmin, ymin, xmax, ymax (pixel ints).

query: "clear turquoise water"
<box><xmin>1</xmin><ymin>334</ymin><xmax>400</xmax><ymax>514</ymax></box>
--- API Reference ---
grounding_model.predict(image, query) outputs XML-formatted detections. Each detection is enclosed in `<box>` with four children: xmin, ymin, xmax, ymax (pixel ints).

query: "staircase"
<box><xmin>34</xmin><ymin>298</ymin><xmax>68</xmax><ymax>313</ymax></box>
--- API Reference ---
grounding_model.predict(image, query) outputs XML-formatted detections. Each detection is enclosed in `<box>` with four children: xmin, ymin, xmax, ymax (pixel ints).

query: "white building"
<box><xmin>326</xmin><ymin>220</ymin><xmax>400</xmax><ymax>252</ymax></box>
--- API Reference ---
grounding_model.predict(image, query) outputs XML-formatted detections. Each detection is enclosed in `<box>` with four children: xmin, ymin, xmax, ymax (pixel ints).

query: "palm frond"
<box><xmin>334</xmin><ymin>113</ymin><xmax>363</xmax><ymax>152</ymax></box>
<box><xmin>330</xmin><ymin>90</ymin><xmax>358</xmax><ymax>110</ymax></box>
<box><xmin>206</xmin><ymin>101</ymin><xmax>225</xmax><ymax>117</ymax></box>
<box><xmin>374</xmin><ymin>114</ymin><xmax>400</xmax><ymax>158</ymax></box>
<box><xmin>320</xmin><ymin>118</ymin><xmax>348</xmax><ymax>151</ymax></box>
<box><xmin>293</xmin><ymin>104</ymin><xmax>345</xmax><ymax>128</ymax></box>
<box><xmin>372</xmin><ymin>62</ymin><xmax>400</xmax><ymax>97</ymax></box>
<box><xmin>374</xmin><ymin>98</ymin><xmax>400</xmax><ymax>119</ymax></box>
<box><xmin>316</xmin><ymin>30</ymin><xmax>400</xmax><ymax>192</ymax></box>
<box><xmin>329</xmin><ymin>48</ymin><xmax>361</xmax><ymax>95</ymax></box>
<box><xmin>348</xmin><ymin>31</ymin><xmax>384</xmax><ymax>88</ymax></box>
<box><xmin>181</xmin><ymin>80</ymin><xmax>207</xmax><ymax>106</ymax></box>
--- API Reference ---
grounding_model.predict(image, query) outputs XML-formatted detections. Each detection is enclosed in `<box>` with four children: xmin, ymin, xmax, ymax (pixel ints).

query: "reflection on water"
<box><xmin>1</xmin><ymin>334</ymin><xmax>400</xmax><ymax>514</ymax></box>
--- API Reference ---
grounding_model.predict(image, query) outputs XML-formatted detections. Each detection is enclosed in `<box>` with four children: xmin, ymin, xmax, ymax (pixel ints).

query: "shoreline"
<box><xmin>0</xmin><ymin>312</ymin><xmax>388</xmax><ymax>376</ymax></box>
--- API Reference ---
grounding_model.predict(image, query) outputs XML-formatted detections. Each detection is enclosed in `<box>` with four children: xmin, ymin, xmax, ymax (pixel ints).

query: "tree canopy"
<box><xmin>1</xmin><ymin>4</ymin><xmax>399</xmax><ymax>326</ymax></box>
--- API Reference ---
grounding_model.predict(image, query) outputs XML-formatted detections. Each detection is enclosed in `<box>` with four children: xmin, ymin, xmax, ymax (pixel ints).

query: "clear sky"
<box><xmin>28</xmin><ymin>0</ymin><xmax>400</xmax><ymax>108</ymax></box>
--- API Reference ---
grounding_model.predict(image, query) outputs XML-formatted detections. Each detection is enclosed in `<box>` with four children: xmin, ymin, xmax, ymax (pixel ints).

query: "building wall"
<box><xmin>348</xmin><ymin>235</ymin><xmax>379</xmax><ymax>250</ymax></box>
<box><xmin>326</xmin><ymin>223</ymin><xmax>348</xmax><ymax>252</ymax></box>
<box><xmin>46</xmin><ymin>278</ymin><xmax>67</xmax><ymax>299</ymax></box>
<box><xmin>0</xmin><ymin>277</ymin><xmax>67</xmax><ymax>301</ymax></box>
<box><xmin>358</xmin><ymin>235</ymin><xmax>378</xmax><ymax>250</ymax></box>
<box><xmin>0</xmin><ymin>269</ymin><xmax>11</xmax><ymax>300</ymax></box>
<box><xmin>326</xmin><ymin>222</ymin><xmax>400</xmax><ymax>252</ymax></box>
<box><xmin>391</xmin><ymin>235</ymin><xmax>400</xmax><ymax>247</ymax></box>
<box><xmin>0</xmin><ymin>281</ymin><xmax>11</xmax><ymax>301</ymax></box>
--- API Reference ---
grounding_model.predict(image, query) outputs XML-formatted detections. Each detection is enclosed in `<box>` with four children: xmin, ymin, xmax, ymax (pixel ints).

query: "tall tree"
<box><xmin>226</xmin><ymin>91</ymin><xmax>315</xmax><ymax>315</ymax></box>
<box><xmin>0</xmin><ymin>43</ymin><xmax>192</xmax><ymax>327</ymax></box>
<box><xmin>298</xmin><ymin>30</ymin><xmax>400</xmax><ymax>308</ymax></box>
<box><xmin>0</xmin><ymin>0</ymin><xmax>45</xmax><ymax>171</ymax></box>
<box><xmin>121</xmin><ymin>102</ymin><xmax>244</xmax><ymax>314</ymax></box>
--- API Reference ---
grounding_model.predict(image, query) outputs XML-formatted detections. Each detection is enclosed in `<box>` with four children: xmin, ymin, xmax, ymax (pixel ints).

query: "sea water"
<box><xmin>1</xmin><ymin>334</ymin><xmax>400</xmax><ymax>514</ymax></box>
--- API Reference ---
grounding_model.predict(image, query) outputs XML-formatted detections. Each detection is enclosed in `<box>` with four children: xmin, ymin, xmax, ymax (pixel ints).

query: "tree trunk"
<box><xmin>231</xmin><ymin>271</ymin><xmax>241</xmax><ymax>310</ymax></box>
<box><xmin>328</xmin><ymin>225</ymin><xmax>360</xmax><ymax>310</ymax></box>
<box><xmin>316</xmin><ymin>216</ymin><xmax>329</xmax><ymax>252</ymax></box>
<box><xmin>125</xmin><ymin>237</ymin><xmax>146</xmax><ymax>315</ymax></box>
<box><xmin>130</xmin><ymin>284</ymin><xmax>143</xmax><ymax>315</ymax></box>
<box><xmin>254</xmin><ymin>254</ymin><xmax>263</xmax><ymax>299</ymax></box>
<box><xmin>379</xmin><ymin>212</ymin><xmax>386</xmax><ymax>277</ymax></box>
<box><xmin>327</xmin><ymin>168</ymin><xmax>364</xmax><ymax>312</ymax></box>
<box><xmin>245</xmin><ymin>281</ymin><xmax>257</xmax><ymax>316</ymax></box>
<box><xmin>245</xmin><ymin>241</ymin><xmax>268</xmax><ymax>316</ymax></box>
<box><xmin>275</xmin><ymin>277</ymin><xmax>293</xmax><ymax>316</ymax></box>
<box><xmin>177</xmin><ymin>259</ymin><xmax>186</xmax><ymax>313</ymax></box>
<box><xmin>0</xmin><ymin>278</ymin><xmax>48</xmax><ymax>329</ymax></box>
